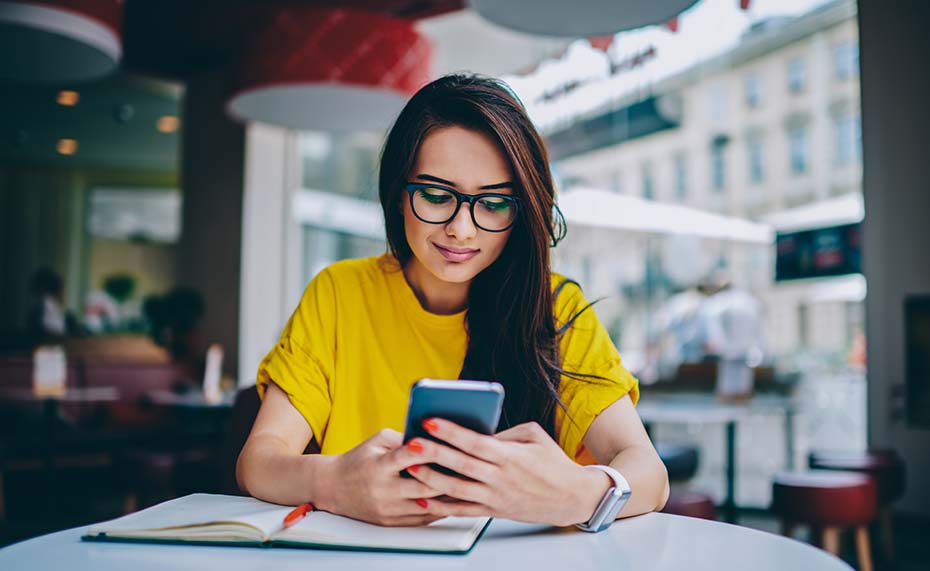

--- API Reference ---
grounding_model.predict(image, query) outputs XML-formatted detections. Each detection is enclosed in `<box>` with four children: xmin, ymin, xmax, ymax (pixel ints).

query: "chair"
<box><xmin>772</xmin><ymin>470</ymin><xmax>878</xmax><ymax>571</ymax></box>
<box><xmin>809</xmin><ymin>449</ymin><xmax>905</xmax><ymax>561</ymax></box>
<box><xmin>657</xmin><ymin>443</ymin><xmax>716</xmax><ymax>520</ymax></box>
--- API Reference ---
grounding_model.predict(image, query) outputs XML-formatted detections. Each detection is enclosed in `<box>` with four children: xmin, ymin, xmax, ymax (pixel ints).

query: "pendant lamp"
<box><xmin>226</xmin><ymin>7</ymin><xmax>432</xmax><ymax>132</ymax></box>
<box><xmin>469</xmin><ymin>0</ymin><xmax>699</xmax><ymax>37</ymax></box>
<box><xmin>0</xmin><ymin>0</ymin><xmax>122</xmax><ymax>83</ymax></box>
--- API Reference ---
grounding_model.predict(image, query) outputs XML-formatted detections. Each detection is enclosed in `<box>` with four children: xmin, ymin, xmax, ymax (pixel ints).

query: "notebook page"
<box><xmin>86</xmin><ymin>494</ymin><xmax>293</xmax><ymax>541</ymax></box>
<box><xmin>274</xmin><ymin>511</ymin><xmax>490</xmax><ymax>552</ymax></box>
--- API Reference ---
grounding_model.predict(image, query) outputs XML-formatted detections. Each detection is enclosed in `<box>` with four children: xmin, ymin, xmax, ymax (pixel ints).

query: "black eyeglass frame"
<box><xmin>403</xmin><ymin>182</ymin><xmax>520</xmax><ymax>233</ymax></box>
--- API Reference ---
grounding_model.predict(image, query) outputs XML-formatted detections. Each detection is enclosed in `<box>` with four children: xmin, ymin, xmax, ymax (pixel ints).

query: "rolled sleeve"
<box><xmin>256</xmin><ymin>269</ymin><xmax>337</xmax><ymax>443</ymax></box>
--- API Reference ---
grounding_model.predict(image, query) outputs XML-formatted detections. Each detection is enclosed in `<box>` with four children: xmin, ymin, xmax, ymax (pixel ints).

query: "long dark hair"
<box><xmin>379</xmin><ymin>74</ymin><xmax>590</xmax><ymax>437</ymax></box>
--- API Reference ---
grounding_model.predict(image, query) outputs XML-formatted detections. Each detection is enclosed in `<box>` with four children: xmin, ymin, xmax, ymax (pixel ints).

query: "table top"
<box><xmin>0</xmin><ymin>386</ymin><xmax>120</xmax><ymax>403</ymax></box>
<box><xmin>637</xmin><ymin>392</ymin><xmax>797</xmax><ymax>424</ymax></box>
<box><xmin>144</xmin><ymin>389</ymin><xmax>235</xmax><ymax>409</ymax></box>
<box><xmin>0</xmin><ymin>513</ymin><xmax>851</xmax><ymax>571</ymax></box>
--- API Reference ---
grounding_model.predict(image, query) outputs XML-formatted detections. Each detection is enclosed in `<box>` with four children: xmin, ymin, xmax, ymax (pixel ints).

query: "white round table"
<box><xmin>0</xmin><ymin>513</ymin><xmax>852</xmax><ymax>570</ymax></box>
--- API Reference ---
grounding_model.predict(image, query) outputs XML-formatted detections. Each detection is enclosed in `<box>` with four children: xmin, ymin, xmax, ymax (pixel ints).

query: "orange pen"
<box><xmin>283</xmin><ymin>503</ymin><xmax>314</xmax><ymax>528</ymax></box>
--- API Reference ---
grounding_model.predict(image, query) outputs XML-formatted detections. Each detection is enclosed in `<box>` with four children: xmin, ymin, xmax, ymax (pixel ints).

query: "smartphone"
<box><xmin>401</xmin><ymin>379</ymin><xmax>505</xmax><ymax>479</ymax></box>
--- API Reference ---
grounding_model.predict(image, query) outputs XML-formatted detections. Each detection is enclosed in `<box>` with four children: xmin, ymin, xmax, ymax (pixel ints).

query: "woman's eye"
<box><xmin>479</xmin><ymin>198</ymin><xmax>511</xmax><ymax>212</ymax></box>
<box><xmin>418</xmin><ymin>189</ymin><xmax>453</xmax><ymax>203</ymax></box>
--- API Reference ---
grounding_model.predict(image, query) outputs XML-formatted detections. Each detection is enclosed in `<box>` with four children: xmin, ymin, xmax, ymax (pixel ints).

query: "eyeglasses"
<box><xmin>404</xmin><ymin>183</ymin><xmax>519</xmax><ymax>232</ymax></box>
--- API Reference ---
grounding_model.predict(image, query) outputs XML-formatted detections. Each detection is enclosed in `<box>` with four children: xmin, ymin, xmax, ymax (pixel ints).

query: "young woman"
<box><xmin>237</xmin><ymin>74</ymin><xmax>669</xmax><ymax>528</ymax></box>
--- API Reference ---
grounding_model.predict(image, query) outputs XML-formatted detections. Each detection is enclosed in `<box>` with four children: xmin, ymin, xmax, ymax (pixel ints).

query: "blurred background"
<box><xmin>0</xmin><ymin>1</ymin><xmax>928</xmax><ymax>569</ymax></box>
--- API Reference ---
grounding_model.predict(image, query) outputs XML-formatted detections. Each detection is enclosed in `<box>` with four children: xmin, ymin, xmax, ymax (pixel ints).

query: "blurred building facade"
<box><xmin>550</xmin><ymin>0</ymin><xmax>863</xmax><ymax>372</ymax></box>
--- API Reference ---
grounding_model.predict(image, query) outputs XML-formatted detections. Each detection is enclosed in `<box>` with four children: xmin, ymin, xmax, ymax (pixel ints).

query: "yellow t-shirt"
<box><xmin>256</xmin><ymin>254</ymin><xmax>639</xmax><ymax>464</ymax></box>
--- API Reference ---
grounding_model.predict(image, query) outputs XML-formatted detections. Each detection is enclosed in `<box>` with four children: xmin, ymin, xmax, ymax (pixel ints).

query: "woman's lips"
<box><xmin>433</xmin><ymin>242</ymin><xmax>479</xmax><ymax>262</ymax></box>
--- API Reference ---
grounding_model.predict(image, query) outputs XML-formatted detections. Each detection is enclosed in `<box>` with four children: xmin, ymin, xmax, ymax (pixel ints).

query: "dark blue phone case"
<box><xmin>401</xmin><ymin>380</ymin><xmax>504</xmax><ymax>479</ymax></box>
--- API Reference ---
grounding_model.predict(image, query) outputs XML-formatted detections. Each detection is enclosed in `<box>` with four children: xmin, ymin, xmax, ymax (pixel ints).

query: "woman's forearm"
<box><xmin>608</xmin><ymin>444</ymin><xmax>670</xmax><ymax>518</ymax></box>
<box><xmin>236</xmin><ymin>434</ymin><xmax>338</xmax><ymax>509</ymax></box>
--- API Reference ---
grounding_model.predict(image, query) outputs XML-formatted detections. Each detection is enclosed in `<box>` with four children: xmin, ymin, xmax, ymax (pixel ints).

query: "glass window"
<box><xmin>745</xmin><ymin>73</ymin><xmax>761</xmax><ymax>108</ymax></box>
<box><xmin>787</xmin><ymin>57</ymin><xmax>805</xmax><ymax>93</ymax></box>
<box><xmin>834</xmin><ymin>40</ymin><xmax>859</xmax><ymax>80</ymax></box>
<box><xmin>834</xmin><ymin>113</ymin><xmax>862</xmax><ymax>166</ymax></box>
<box><xmin>711</xmin><ymin>142</ymin><xmax>726</xmax><ymax>192</ymax></box>
<box><xmin>642</xmin><ymin>164</ymin><xmax>655</xmax><ymax>200</ymax></box>
<box><xmin>788</xmin><ymin>126</ymin><xmax>807</xmax><ymax>175</ymax></box>
<box><xmin>747</xmin><ymin>137</ymin><xmax>764</xmax><ymax>184</ymax></box>
<box><xmin>674</xmin><ymin>154</ymin><xmax>687</xmax><ymax>201</ymax></box>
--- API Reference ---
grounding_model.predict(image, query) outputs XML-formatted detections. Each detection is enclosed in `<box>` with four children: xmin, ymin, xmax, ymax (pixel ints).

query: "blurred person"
<box><xmin>238</xmin><ymin>74</ymin><xmax>668</xmax><ymax>529</ymax></box>
<box><xmin>699</xmin><ymin>272</ymin><xmax>764</xmax><ymax>400</ymax></box>
<box><xmin>644</xmin><ymin>285</ymin><xmax>708</xmax><ymax>383</ymax></box>
<box><xmin>26</xmin><ymin>267</ymin><xmax>79</xmax><ymax>345</ymax></box>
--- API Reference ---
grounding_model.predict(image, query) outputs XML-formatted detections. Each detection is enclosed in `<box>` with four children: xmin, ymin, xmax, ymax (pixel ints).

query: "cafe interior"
<box><xmin>0</xmin><ymin>1</ymin><xmax>928</xmax><ymax>569</ymax></box>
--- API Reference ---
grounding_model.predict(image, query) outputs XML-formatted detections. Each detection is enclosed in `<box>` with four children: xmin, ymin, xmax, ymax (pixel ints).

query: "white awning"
<box><xmin>760</xmin><ymin>192</ymin><xmax>863</xmax><ymax>233</ymax></box>
<box><xmin>557</xmin><ymin>187</ymin><xmax>774</xmax><ymax>244</ymax></box>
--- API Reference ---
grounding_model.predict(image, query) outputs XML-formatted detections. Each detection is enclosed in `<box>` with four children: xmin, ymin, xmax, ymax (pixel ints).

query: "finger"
<box><xmin>385</xmin><ymin>437</ymin><xmax>436</xmax><ymax>472</ymax></box>
<box><xmin>408</xmin><ymin>439</ymin><xmax>496</xmax><ymax>483</ymax></box>
<box><xmin>494</xmin><ymin>421</ymin><xmax>547</xmax><ymax>443</ymax></box>
<box><xmin>423</xmin><ymin>418</ymin><xmax>506</xmax><ymax>465</ymax></box>
<box><xmin>421</xmin><ymin>498</ymin><xmax>494</xmax><ymax>519</ymax></box>
<box><xmin>396</xmin><ymin>476</ymin><xmax>445</xmax><ymax>500</ymax></box>
<box><xmin>407</xmin><ymin>464</ymin><xmax>492</xmax><ymax>505</ymax></box>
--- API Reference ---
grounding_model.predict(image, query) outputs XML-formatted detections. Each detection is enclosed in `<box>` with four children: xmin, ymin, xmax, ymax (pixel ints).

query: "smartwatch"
<box><xmin>575</xmin><ymin>465</ymin><xmax>632</xmax><ymax>533</ymax></box>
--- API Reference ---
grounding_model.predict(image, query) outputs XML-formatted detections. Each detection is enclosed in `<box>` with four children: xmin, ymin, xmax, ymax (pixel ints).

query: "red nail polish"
<box><xmin>407</xmin><ymin>440</ymin><xmax>424</xmax><ymax>453</ymax></box>
<box><xmin>408</xmin><ymin>464</ymin><xmax>420</xmax><ymax>474</ymax></box>
<box><xmin>416</xmin><ymin>499</ymin><xmax>428</xmax><ymax>509</ymax></box>
<box><xmin>422</xmin><ymin>419</ymin><xmax>439</xmax><ymax>433</ymax></box>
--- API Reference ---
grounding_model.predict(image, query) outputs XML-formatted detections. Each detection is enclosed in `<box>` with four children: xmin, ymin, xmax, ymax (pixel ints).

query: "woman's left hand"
<box><xmin>405</xmin><ymin>418</ymin><xmax>609</xmax><ymax>526</ymax></box>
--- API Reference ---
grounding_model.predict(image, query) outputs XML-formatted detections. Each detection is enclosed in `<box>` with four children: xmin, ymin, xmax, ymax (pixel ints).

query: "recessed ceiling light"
<box><xmin>57</xmin><ymin>90</ymin><xmax>80</xmax><ymax>106</ymax></box>
<box><xmin>57</xmin><ymin>138</ymin><xmax>78</xmax><ymax>155</ymax></box>
<box><xmin>156</xmin><ymin>115</ymin><xmax>180</xmax><ymax>133</ymax></box>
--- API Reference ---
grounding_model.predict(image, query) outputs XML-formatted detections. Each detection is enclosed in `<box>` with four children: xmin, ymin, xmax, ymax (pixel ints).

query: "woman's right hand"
<box><xmin>319</xmin><ymin>428</ymin><xmax>444</xmax><ymax>526</ymax></box>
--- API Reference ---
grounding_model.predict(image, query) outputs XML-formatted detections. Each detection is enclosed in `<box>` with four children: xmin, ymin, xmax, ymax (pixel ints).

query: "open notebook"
<box><xmin>82</xmin><ymin>494</ymin><xmax>491</xmax><ymax>555</ymax></box>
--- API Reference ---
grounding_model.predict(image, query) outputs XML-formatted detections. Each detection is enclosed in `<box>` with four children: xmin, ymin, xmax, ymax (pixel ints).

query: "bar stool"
<box><xmin>657</xmin><ymin>443</ymin><xmax>716</xmax><ymax>520</ymax></box>
<box><xmin>809</xmin><ymin>449</ymin><xmax>905</xmax><ymax>561</ymax></box>
<box><xmin>772</xmin><ymin>470</ymin><xmax>878</xmax><ymax>571</ymax></box>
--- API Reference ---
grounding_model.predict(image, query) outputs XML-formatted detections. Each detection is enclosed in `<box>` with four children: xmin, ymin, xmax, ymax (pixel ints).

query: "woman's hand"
<box><xmin>320</xmin><ymin>428</ymin><xmax>446</xmax><ymax>526</ymax></box>
<box><xmin>405</xmin><ymin>419</ymin><xmax>610</xmax><ymax>526</ymax></box>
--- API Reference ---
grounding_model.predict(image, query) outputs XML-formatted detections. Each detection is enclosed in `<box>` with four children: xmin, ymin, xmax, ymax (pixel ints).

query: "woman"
<box><xmin>237</xmin><ymin>74</ymin><xmax>669</xmax><ymax>528</ymax></box>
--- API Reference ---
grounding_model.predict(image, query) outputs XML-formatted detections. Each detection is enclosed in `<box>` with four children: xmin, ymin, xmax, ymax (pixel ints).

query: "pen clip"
<box><xmin>283</xmin><ymin>503</ymin><xmax>314</xmax><ymax>529</ymax></box>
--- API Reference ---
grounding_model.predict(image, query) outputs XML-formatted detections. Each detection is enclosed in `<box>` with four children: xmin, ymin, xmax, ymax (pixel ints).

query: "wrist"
<box><xmin>303</xmin><ymin>453</ymin><xmax>339</xmax><ymax>513</ymax></box>
<box><xmin>568</xmin><ymin>465</ymin><xmax>613</xmax><ymax>526</ymax></box>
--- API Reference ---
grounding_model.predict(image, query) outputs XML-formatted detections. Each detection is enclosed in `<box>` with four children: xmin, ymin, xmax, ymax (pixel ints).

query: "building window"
<box><xmin>787</xmin><ymin>57</ymin><xmax>805</xmax><ymax>93</ymax></box>
<box><xmin>834</xmin><ymin>113</ymin><xmax>862</xmax><ymax>166</ymax></box>
<box><xmin>711</xmin><ymin>140</ymin><xmax>727</xmax><ymax>192</ymax></box>
<box><xmin>747</xmin><ymin>137</ymin><xmax>764</xmax><ymax>184</ymax></box>
<box><xmin>834</xmin><ymin>41</ymin><xmax>859</xmax><ymax>80</ymax></box>
<box><xmin>745</xmin><ymin>73</ymin><xmax>761</xmax><ymax>108</ymax></box>
<box><xmin>610</xmin><ymin>169</ymin><xmax>623</xmax><ymax>193</ymax></box>
<box><xmin>642</xmin><ymin>164</ymin><xmax>654</xmax><ymax>200</ymax></box>
<box><xmin>788</xmin><ymin>126</ymin><xmax>808</xmax><ymax>175</ymax></box>
<box><xmin>674</xmin><ymin>154</ymin><xmax>687</xmax><ymax>201</ymax></box>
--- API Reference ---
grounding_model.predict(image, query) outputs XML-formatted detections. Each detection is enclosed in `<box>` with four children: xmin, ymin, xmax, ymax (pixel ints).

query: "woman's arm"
<box><xmin>402</xmin><ymin>394</ymin><xmax>668</xmax><ymax>526</ymax></box>
<box><xmin>237</xmin><ymin>382</ymin><xmax>443</xmax><ymax>525</ymax></box>
<box><xmin>236</xmin><ymin>382</ymin><xmax>336</xmax><ymax>506</ymax></box>
<box><xmin>580</xmin><ymin>394</ymin><xmax>670</xmax><ymax>518</ymax></box>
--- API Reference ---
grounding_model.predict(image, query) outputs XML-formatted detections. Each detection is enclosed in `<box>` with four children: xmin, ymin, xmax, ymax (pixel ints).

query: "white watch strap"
<box><xmin>575</xmin><ymin>465</ymin><xmax>632</xmax><ymax>532</ymax></box>
<box><xmin>586</xmin><ymin>464</ymin><xmax>631</xmax><ymax>494</ymax></box>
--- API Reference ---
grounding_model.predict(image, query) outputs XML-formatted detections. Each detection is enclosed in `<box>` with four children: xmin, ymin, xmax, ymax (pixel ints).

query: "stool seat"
<box><xmin>773</xmin><ymin>470</ymin><xmax>878</xmax><ymax>527</ymax></box>
<box><xmin>661</xmin><ymin>491</ymin><xmax>716</xmax><ymax>520</ymax></box>
<box><xmin>656</xmin><ymin>443</ymin><xmax>699</xmax><ymax>482</ymax></box>
<box><xmin>809</xmin><ymin>449</ymin><xmax>905</xmax><ymax>503</ymax></box>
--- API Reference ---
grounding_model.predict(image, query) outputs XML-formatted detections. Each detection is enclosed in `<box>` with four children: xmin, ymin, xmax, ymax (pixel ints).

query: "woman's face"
<box><xmin>402</xmin><ymin>125</ymin><xmax>515</xmax><ymax>286</ymax></box>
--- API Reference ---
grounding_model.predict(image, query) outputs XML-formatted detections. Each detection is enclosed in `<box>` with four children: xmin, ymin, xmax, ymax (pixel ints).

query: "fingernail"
<box><xmin>422</xmin><ymin>419</ymin><xmax>439</xmax><ymax>433</ymax></box>
<box><xmin>407</xmin><ymin>440</ymin><xmax>424</xmax><ymax>454</ymax></box>
<box><xmin>408</xmin><ymin>464</ymin><xmax>421</xmax><ymax>474</ymax></box>
<box><xmin>416</xmin><ymin>499</ymin><xmax>428</xmax><ymax>509</ymax></box>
